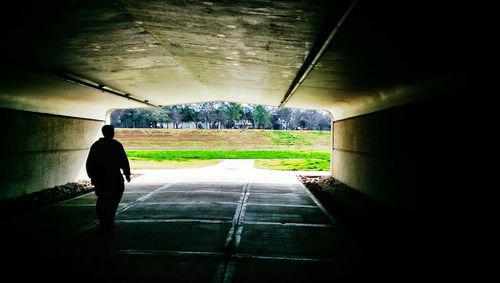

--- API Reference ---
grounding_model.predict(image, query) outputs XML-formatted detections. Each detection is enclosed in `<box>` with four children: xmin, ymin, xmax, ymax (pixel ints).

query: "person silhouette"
<box><xmin>86</xmin><ymin>125</ymin><xmax>131</xmax><ymax>229</ymax></box>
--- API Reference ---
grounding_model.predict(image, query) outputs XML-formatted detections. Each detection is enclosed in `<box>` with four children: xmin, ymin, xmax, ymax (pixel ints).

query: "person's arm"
<box><xmin>86</xmin><ymin>143</ymin><xmax>100</xmax><ymax>185</ymax></box>
<box><xmin>86</xmin><ymin>144</ymin><xmax>95</xmax><ymax>179</ymax></box>
<box><xmin>119</xmin><ymin>143</ymin><xmax>131</xmax><ymax>182</ymax></box>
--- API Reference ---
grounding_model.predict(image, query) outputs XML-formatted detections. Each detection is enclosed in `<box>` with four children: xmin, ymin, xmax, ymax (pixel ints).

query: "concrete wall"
<box><xmin>0</xmin><ymin>108</ymin><xmax>103</xmax><ymax>200</ymax></box>
<box><xmin>332</xmin><ymin>98</ymin><xmax>462</xmax><ymax>212</ymax></box>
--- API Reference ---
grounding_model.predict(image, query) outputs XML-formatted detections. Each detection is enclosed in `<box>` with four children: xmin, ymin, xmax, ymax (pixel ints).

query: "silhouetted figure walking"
<box><xmin>86</xmin><ymin>125</ymin><xmax>131</xmax><ymax>229</ymax></box>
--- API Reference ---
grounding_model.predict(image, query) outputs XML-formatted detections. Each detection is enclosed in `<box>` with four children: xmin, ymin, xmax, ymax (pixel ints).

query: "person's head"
<box><xmin>101</xmin><ymin>125</ymin><xmax>115</xmax><ymax>139</ymax></box>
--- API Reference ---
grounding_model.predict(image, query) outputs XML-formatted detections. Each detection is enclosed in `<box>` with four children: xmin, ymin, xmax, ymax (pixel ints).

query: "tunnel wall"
<box><xmin>0</xmin><ymin>108</ymin><xmax>103</xmax><ymax>200</ymax></box>
<box><xmin>332</xmin><ymin>97</ymin><xmax>461</xmax><ymax>212</ymax></box>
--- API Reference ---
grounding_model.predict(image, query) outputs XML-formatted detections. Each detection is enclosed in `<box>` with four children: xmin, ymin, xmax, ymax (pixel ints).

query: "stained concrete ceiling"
<box><xmin>0</xmin><ymin>0</ymin><xmax>471</xmax><ymax>120</ymax></box>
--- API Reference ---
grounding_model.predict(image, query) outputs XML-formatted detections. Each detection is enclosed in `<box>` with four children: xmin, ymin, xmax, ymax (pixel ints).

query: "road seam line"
<box><xmin>71</xmin><ymin>177</ymin><xmax>183</xmax><ymax>237</ymax></box>
<box><xmin>214</xmin><ymin>181</ymin><xmax>251</xmax><ymax>283</ymax></box>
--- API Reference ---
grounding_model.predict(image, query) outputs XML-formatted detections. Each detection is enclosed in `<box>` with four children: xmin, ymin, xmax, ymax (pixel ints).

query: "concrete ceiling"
<box><xmin>0</xmin><ymin>0</ymin><xmax>471</xmax><ymax>120</ymax></box>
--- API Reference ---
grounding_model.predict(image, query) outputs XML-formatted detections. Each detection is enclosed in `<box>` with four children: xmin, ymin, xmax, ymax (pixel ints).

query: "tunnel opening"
<box><xmin>107</xmin><ymin>102</ymin><xmax>332</xmax><ymax>173</ymax></box>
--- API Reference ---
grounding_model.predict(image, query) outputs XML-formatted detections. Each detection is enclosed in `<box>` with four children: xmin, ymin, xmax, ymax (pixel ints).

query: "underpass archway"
<box><xmin>0</xmin><ymin>0</ymin><xmax>473</xmax><ymax>280</ymax></box>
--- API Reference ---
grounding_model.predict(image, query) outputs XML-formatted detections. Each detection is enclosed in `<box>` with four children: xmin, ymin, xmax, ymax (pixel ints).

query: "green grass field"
<box><xmin>127</xmin><ymin>150</ymin><xmax>329</xmax><ymax>161</ymax></box>
<box><xmin>127</xmin><ymin>150</ymin><xmax>330</xmax><ymax>171</ymax></box>
<box><xmin>119</xmin><ymin>129</ymin><xmax>331</xmax><ymax>171</ymax></box>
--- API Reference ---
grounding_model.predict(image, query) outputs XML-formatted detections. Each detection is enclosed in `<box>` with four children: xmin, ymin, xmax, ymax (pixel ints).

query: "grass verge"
<box><xmin>127</xmin><ymin>150</ymin><xmax>329</xmax><ymax>161</ymax></box>
<box><xmin>126</xmin><ymin>150</ymin><xmax>330</xmax><ymax>171</ymax></box>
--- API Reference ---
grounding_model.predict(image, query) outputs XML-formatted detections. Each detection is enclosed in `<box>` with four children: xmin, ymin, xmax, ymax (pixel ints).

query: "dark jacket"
<box><xmin>86</xmin><ymin>138</ymin><xmax>131</xmax><ymax>186</ymax></box>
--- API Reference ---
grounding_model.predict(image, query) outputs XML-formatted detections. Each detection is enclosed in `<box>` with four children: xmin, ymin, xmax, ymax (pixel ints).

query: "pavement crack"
<box><xmin>214</xmin><ymin>181</ymin><xmax>251</xmax><ymax>283</ymax></box>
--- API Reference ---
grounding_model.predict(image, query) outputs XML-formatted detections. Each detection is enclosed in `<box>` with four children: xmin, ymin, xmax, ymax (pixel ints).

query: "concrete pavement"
<box><xmin>2</xmin><ymin>161</ymin><xmax>366</xmax><ymax>282</ymax></box>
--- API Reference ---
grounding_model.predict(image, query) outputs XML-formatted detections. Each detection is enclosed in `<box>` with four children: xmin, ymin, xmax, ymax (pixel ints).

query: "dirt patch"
<box><xmin>115</xmin><ymin>128</ymin><xmax>330</xmax><ymax>150</ymax></box>
<box><xmin>299</xmin><ymin>175</ymin><xmax>427</xmax><ymax>281</ymax></box>
<box><xmin>0</xmin><ymin>174</ymin><xmax>143</xmax><ymax>214</ymax></box>
<box><xmin>298</xmin><ymin>175</ymin><xmax>414</xmax><ymax>252</ymax></box>
<box><xmin>0</xmin><ymin>180</ymin><xmax>94</xmax><ymax>214</ymax></box>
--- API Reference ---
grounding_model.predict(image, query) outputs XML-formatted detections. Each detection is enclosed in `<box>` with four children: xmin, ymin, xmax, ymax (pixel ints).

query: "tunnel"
<box><xmin>0</xmin><ymin>0</ymin><xmax>472</xmax><ymax>281</ymax></box>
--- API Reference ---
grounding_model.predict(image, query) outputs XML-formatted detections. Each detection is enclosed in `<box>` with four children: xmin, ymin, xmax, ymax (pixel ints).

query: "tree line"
<box><xmin>111</xmin><ymin>102</ymin><xmax>331</xmax><ymax>130</ymax></box>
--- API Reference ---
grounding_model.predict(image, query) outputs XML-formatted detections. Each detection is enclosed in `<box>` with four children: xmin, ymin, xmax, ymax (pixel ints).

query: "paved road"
<box><xmin>2</xmin><ymin>162</ymin><xmax>366</xmax><ymax>282</ymax></box>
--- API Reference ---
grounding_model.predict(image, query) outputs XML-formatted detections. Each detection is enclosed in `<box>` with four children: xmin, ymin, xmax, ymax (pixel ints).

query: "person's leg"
<box><xmin>108</xmin><ymin>183</ymin><xmax>125</xmax><ymax>227</ymax></box>
<box><xmin>95</xmin><ymin>185</ymin><xmax>105</xmax><ymax>227</ymax></box>
<box><xmin>97</xmin><ymin>186</ymin><xmax>116</xmax><ymax>229</ymax></box>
